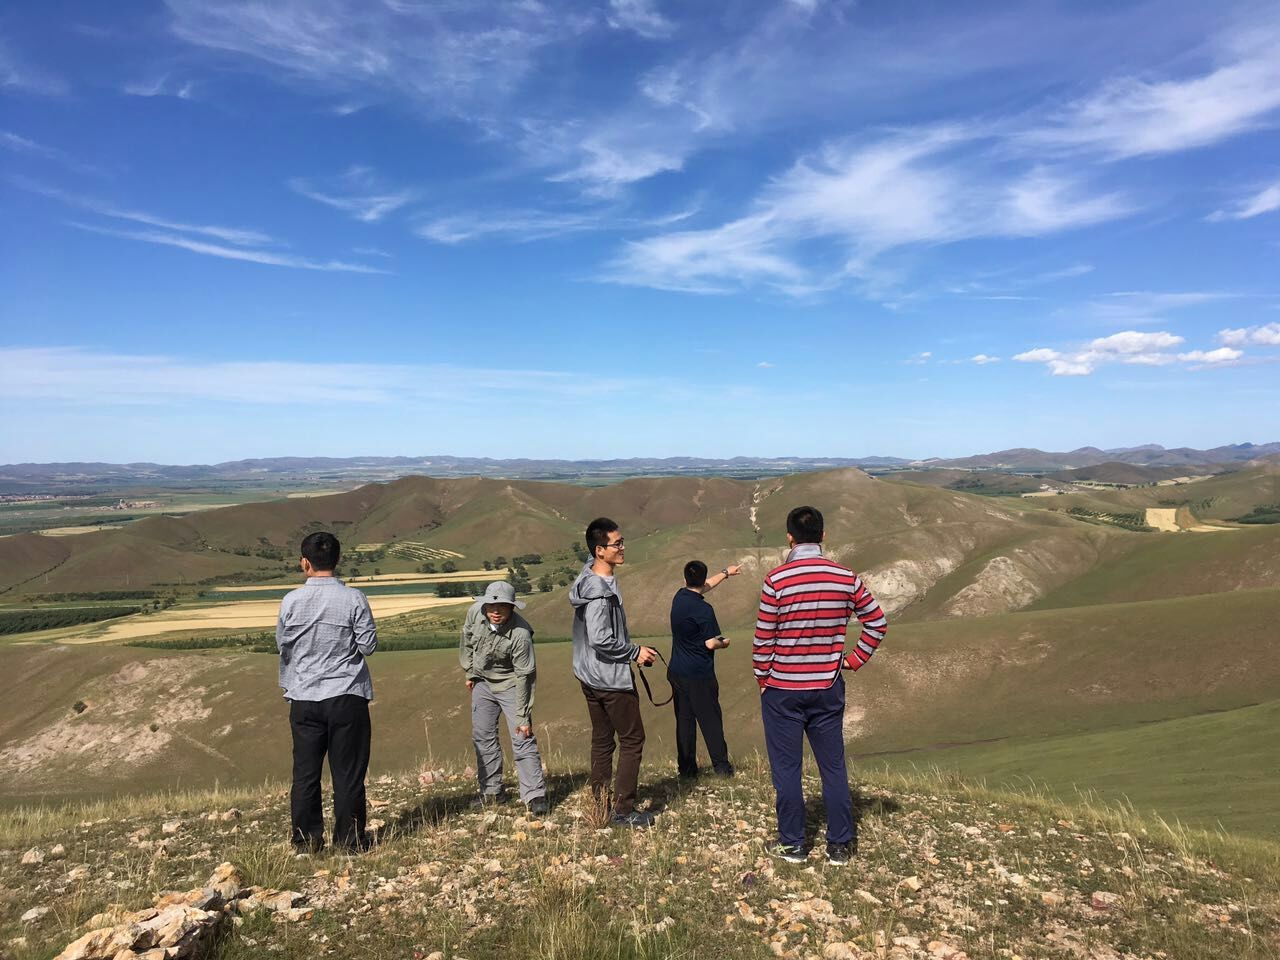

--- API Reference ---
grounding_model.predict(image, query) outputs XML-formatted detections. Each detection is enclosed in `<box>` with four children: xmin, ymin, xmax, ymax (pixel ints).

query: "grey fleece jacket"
<box><xmin>569</xmin><ymin>563</ymin><xmax>640</xmax><ymax>691</ymax></box>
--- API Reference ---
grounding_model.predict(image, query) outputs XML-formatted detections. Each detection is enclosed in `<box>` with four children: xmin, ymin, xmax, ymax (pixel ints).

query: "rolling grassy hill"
<box><xmin>5</xmin><ymin>588</ymin><xmax>1278</xmax><ymax>838</ymax></box>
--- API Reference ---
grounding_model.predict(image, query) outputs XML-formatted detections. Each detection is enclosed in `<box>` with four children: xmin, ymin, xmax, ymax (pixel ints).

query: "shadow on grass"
<box><xmin>800</xmin><ymin>784</ymin><xmax>901</xmax><ymax>844</ymax></box>
<box><xmin>381</xmin><ymin>771</ymin><xmax>592</xmax><ymax>840</ymax></box>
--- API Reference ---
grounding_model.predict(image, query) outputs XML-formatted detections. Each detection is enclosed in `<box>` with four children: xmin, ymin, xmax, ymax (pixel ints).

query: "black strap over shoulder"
<box><xmin>633</xmin><ymin>648</ymin><xmax>673</xmax><ymax>707</ymax></box>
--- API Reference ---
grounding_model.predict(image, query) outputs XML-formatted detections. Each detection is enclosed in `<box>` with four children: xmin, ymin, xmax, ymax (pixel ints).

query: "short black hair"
<box><xmin>585</xmin><ymin>517</ymin><xmax>620</xmax><ymax>560</ymax></box>
<box><xmin>786</xmin><ymin>505</ymin><xmax>824</xmax><ymax>544</ymax></box>
<box><xmin>300</xmin><ymin>531</ymin><xmax>341</xmax><ymax>571</ymax></box>
<box><xmin>684</xmin><ymin>560</ymin><xmax>708</xmax><ymax>588</ymax></box>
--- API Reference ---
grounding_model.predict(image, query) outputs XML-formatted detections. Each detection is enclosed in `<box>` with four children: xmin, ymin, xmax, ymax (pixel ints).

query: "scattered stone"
<box><xmin>900</xmin><ymin>876</ymin><xmax>923</xmax><ymax>892</ymax></box>
<box><xmin>21</xmin><ymin>906</ymin><xmax>50</xmax><ymax>924</ymax></box>
<box><xmin>927</xmin><ymin>941</ymin><xmax>962</xmax><ymax>959</ymax></box>
<box><xmin>853</xmin><ymin>890</ymin><xmax>882</xmax><ymax>906</ymax></box>
<box><xmin>893</xmin><ymin>936</ymin><xmax>922</xmax><ymax>950</ymax></box>
<box><xmin>1091</xmin><ymin>891</ymin><xmax>1123</xmax><ymax>911</ymax></box>
<box><xmin>823</xmin><ymin>942</ymin><xmax>861</xmax><ymax>959</ymax></box>
<box><xmin>162</xmin><ymin>819</ymin><xmax>183</xmax><ymax>834</ymax></box>
<box><xmin>206</xmin><ymin>862</ymin><xmax>245</xmax><ymax>900</ymax></box>
<box><xmin>1041</xmin><ymin>891</ymin><xmax>1065</xmax><ymax>908</ymax></box>
<box><xmin>21</xmin><ymin>847</ymin><xmax>44</xmax><ymax>865</ymax></box>
<box><xmin>997</xmin><ymin>823</ymin><xmax>1016</xmax><ymax>833</ymax></box>
<box><xmin>49</xmin><ymin>843</ymin><xmax>67</xmax><ymax>860</ymax></box>
<box><xmin>66</xmin><ymin>865</ymin><xmax>90</xmax><ymax>882</ymax></box>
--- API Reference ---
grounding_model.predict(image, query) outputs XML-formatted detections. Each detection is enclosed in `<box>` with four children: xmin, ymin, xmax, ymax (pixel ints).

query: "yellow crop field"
<box><xmin>212</xmin><ymin>569</ymin><xmax>501</xmax><ymax>593</ymax></box>
<box><xmin>58</xmin><ymin>594</ymin><xmax>472</xmax><ymax>644</ymax></box>
<box><xmin>36</xmin><ymin>525</ymin><xmax>125</xmax><ymax>537</ymax></box>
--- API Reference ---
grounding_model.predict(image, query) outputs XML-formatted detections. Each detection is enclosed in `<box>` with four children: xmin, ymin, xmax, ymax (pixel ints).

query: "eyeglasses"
<box><xmin>605</xmin><ymin>539</ymin><xmax>625</xmax><ymax>549</ymax></box>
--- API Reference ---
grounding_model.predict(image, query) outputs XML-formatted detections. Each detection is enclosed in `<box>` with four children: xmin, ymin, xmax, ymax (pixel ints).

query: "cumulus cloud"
<box><xmin>1219</xmin><ymin>322</ymin><xmax>1280</xmax><ymax>346</ymax></box>
<box><xmin>971</xmin><ymin>354</ymin><xmax>1000</xmax><ymax>364</ymax></box>
<box><xmin>1014</xmin><ymin>330</ymin><xmax>1248</xmax><ymax>375</ymax></box>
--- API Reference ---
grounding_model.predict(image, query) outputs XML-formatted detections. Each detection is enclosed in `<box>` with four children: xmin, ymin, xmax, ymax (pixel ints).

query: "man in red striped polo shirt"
<box><xmin>754</xmin><ymin>505</ymin><xmax>888</xmax><ymax>865</ymax></box>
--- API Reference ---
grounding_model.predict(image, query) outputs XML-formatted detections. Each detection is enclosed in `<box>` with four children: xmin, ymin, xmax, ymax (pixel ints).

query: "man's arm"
<box><xmin>702</xmin><ymin>563</ymin><xmax>742</xmax><ymax>593</ymax></box>
<box><xmin>701</xmin><ymin>605</ymin><xmax>729</xmax><ymax>650</ymax></box>
<box><xmin>583</xmin><ymin>596</ymin><xmax>641</xmax><ymax>663</ymax></box>
<box><xmin>459</xmin><ymin>602</ymin><xmax>480</xmax><ymax>677</ymax></box>
<box><xmin>352</xmin><ymin>593</ymin><xmax>377</xmax><ymax>657</ymax></box>
<box><xmin>752</xmin><ymin>576</ymin><xmax>780</xmax><ymax>687</ymax></box>
<box><xmin>275</xmin><ymin>596</ymin><xmax>291</xmax><ymax>659</ymax></box>
<box><xmin>511</xmin><ymin>627</ymin><xmax>535</xmax><ymax>733</ymax></box>
<box><xmin>842</xmin><ymin>575</ymin><xmax>887</xmax><ymax>671</ymax></box>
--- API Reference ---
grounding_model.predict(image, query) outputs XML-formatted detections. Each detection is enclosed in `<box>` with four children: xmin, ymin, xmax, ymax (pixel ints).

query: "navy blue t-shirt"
<box><xmin>669</xmin><ymin>588</ymin><xmax>722</xmax><ymax>678</ymax></box>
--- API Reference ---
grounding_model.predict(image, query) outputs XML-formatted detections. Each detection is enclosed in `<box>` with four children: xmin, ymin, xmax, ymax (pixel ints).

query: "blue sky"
<box><xmin>2</xmin><ymin>0</ymin><xmax>1278</xmax><ymax>463</ymax></box>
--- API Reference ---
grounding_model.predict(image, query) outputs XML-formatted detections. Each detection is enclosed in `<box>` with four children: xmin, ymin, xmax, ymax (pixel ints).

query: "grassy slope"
<box><xmin>5</xmin><ymin>588</ymin><xmax>1279</xmax><ymax>837</ymax></box>
<box><xmin>871</xmin><ymin>699</ymin><xmax>1280</xmax><ymax>839</ymax></box>
<box><xmin>3</xmin><ymin>763</ymin><xmax>1278</xmax><ymax>960</ymax></box>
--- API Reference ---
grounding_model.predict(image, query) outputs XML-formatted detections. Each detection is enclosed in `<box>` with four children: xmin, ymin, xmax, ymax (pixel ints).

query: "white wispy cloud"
<box><xmin>14</xmin><ymin>178</ymin><xmax>276</xmax><ymax>247</ymax></box>
<box><xmin>1019</xmin><ymin>22</ymin><xmax>1280</xmax><ymax>159</ymax></box>
<box><xmin>1076</xmin><ymin>290</ymin><xmax>1240</xmax><ymax>326</ymax></box>
<box><xmin>415</xmin><ymin>209</ymin><xmax>601</xmax><ymax>245</ymax></box>
<box><xmin>0</xmin><ymin>347</ymin><xmax>644</xmax><ymax>406</ymax></box>
<box><xmin>68</xmin><ymin>222</ymin><xmax>389</xmax><ymax>273</ymax></box>
<box><xmin>607</xmin><ymin>0</ymin><xmax>675</xmax><ymax>40</ymax></box>
<box><xmin>164</xmin><ymin>0</ymin><xmax>583</xmax><ymax>121</ymax></box>
<box><xmin>605</xmin><ymin>128</ymin><xmax>1130</xmax><ymax>294</ymax></box>
<box><xmin>1208</xmin><ymin>181</ymin><xmax>1280</xmax><ymax>222</ymax></box>
<box><xmin>1</xmin><ymin>132</ymin><xmax>99</xmax><ymax>174</ymax></box>
<box><xmin>905</xmin><ymin>352</ymin><xmax>932</xmax><ymax>365</ymax></box>
<box><xmin>0</xmin><ymin>37</ymin><xmax>68</xmax><ymax>95</ymax></box>
<box><xmin>289</xmin><ymin>166</ymin><xmax>416</xmax><ymax>223</ymax></box>
<box><xmin>1219</xmin><ymin>322</ymin><xmax>1280</xmax><ymax>346</ymax></box>
<box><xmin>756</xmin><ymin>361</ymin><xmax>775</xmax><ymax>369</ymax></box>
<box><xmin>1013</xmin><ymin>330</ymin><xmax>1247</xmax><ymax>375</ymax></box>
<box><xmin>971</xmin><ymin>354</ymin><xmax>1000</xmax><ymax>365</ymax></box>
<box><xmin>123</xmin><ymin>75</ymin><xmax>196</xmax><ymax>99</ymax></box>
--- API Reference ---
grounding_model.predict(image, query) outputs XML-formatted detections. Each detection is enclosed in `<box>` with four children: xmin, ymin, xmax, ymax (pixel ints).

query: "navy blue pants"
<box><xmin>760</xmin><ymin>676</ymin><xmax>854</xmax><ymax>847</ymax></box>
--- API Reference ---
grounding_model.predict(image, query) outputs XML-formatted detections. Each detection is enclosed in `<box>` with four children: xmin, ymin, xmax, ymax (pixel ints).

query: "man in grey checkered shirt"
<box><xmin>276</xmin><ymin>531</ymin><xmax>378</xmax><ymax>854</ymax></box>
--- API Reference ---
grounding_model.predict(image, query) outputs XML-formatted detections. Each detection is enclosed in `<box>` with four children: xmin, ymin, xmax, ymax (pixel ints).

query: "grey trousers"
<box><xmin>471</xmin><ymin>681</ymin><xmax>546</xmax><ymax>802</ymax></box>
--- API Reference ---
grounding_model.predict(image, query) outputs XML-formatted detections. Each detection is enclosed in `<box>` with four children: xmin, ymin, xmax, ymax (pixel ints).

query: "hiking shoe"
<box><xmin>610</xmin><ymin>810</ymin><xmax>656</xmax><ymax>829</ymax></box>
<box><xmin>826</xmin><ymin>842</ymin><xmax>855</xmax><ymax>866</ymax></box>
<box><xmin>712</xmin><ymin>764</ymin><xmax>735</xmax><ymax>778</ymax></box>
<box><xmin>527</xmin><ymin>796</ymin><xmax>550</xmax><ymax>816</ymax></box>
<box><xmin>469</xmin><ymin>792</ymin><xmax>507</xmax><ymax>810</ymax></box>
<box><xmin>766</xmin><ymin>841</ymin><xmax>808</xmax><ymax>864</ymax></box>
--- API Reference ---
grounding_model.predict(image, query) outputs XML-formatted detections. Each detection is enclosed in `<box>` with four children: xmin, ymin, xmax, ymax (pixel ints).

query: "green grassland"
<box><xmin>872</xmin><ymin>699</ymin><xmax>1280</xmax><ymax>839</ymax></box>
<box><xmin>5</xmin><ymin>588</ymin><xmax>1278</xmax><ymax>840</ymax></box>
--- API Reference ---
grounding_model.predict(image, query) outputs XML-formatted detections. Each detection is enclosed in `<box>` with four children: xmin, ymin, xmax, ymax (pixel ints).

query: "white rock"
<box><xmin>162</xmin><ymin>820</ymin><xmax>183</xmax><ymax>835</ymax></box>
<box><xmin>20</xmin><ymin>906</ymin><xmax>50</xmax><ymax>924</ymax></box>
<box><xmin>20</xmin><ymin>848</ymin><xmax>44</xmax><ymax>865</ymax></box>
<box><xmin>49</xmin><ymin>844</ymin><xmax>67</xmax><ymax>860</ymax></box>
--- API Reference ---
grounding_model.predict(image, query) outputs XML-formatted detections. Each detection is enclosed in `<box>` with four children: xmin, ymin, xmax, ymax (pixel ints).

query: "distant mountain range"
<box><xmin>1</xmin><ymin>443</ymin><xmax>1277</xmax><ymax>491</ymax></box>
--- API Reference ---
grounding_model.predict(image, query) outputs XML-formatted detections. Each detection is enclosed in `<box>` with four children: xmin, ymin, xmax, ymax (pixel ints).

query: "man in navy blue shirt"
<box><xmin>669</xmin><ymin>559</ymin><xmax>741</xmax><ymax>778</ymax></box>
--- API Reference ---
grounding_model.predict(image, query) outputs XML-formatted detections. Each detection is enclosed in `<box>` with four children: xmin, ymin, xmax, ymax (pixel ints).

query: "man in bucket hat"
<box><xmin>459</xmin><ymin>580</ymin><xmax>548</xmax><ymax>815</ymax></box>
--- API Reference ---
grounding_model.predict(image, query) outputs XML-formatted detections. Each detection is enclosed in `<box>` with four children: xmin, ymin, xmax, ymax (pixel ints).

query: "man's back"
<box><xmin>752</xmin><ymin>544</ymin><xmax>886</xmax><ymax>691</ymax></box>
<box><xmin>277</xmin><ymin>577</ymin><xmax>378</xmax><ymax>701</ymax></box>
<box><xmin>668</xmin><ymin>587</ymin><xmax>720</xmax><ymax>677</ymax></box>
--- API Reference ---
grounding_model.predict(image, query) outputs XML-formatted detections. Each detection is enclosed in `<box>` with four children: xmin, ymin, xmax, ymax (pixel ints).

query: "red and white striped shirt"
<box><xmin>753</xmin><ymin>543</ymin><xmax>888</xmax><ymax>690</ymax></box>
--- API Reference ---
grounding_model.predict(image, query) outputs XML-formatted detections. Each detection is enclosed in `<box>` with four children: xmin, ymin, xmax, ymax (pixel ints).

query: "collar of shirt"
<box><xmin>785</xmin><ymin>542</ymin><xmax>824</xmax><ymax>563</ymax></box>
<box><xmin>305</xmin><ymin>576</ymin><xmax>342</xmax><ymax>585</ymax></box>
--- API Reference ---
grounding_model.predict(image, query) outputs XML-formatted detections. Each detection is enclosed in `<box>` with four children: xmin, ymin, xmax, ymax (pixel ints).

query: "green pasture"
<box><xmin>871</xmin><ymin>699</ymin><xmax>1280</xmax><ymax>840</ymax></box>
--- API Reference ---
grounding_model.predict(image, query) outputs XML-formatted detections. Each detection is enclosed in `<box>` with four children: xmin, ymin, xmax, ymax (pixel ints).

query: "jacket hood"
<box><xmin>568</xmin><ymin>564</ymin><xmax>617</xmax><ymax>608</ymax></box>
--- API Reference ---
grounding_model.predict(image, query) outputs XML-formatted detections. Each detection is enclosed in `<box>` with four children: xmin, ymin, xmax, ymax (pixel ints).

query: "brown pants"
<box><xmin>579</xmin><ymin>681</ymin><xmax>645</xmax><ymax>815</ymax></box>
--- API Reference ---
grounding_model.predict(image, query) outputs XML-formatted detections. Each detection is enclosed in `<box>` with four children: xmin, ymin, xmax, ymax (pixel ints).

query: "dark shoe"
<box><xmin>678</xmin><ymin>769</ymin><xmax>698</xmax><ymax>780</ymax></box>
<box><xmin>766</xmin><ymin>841</ymin><xmax>808</xmax><ymax>864</ymax></box>
<box><xmin>712</xmin><ymin>764</ymin><xmax>735</xmax><ymax>778</ymax></box>
<box><xmin>611</xmin><ymin>810</ymin><xmax>656</xmax><ymax>829</ymax></box>
<box><xmin>826</xmin><ymin>842</ymin><xmax>855</xmax><ymax>866</ymax></box>
<box><xmin>292</xmin><ymin>836</ymin><xmax>324</xmax><ymax>856</ymax></box>
<box><xmin>527</xmin><ymin>796</ymin><xmax>550</xmax><ymax>816</ymax></box>
<box><xmin>469</xmin><ymin>792</ymin><xmax>507</xmax><ymax>810</ymax></box>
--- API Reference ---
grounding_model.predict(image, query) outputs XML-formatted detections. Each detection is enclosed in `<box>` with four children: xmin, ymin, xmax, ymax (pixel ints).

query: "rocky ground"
<box><xmin>2</xmin><ymin>758</ymin><xmax>1277</xmax><ymax>960</ymax></box>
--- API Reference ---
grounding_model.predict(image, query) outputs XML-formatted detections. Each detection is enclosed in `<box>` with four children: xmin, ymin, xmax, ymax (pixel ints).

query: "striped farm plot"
<box><xmin>213</xmin><ymin>570</ymin><xmax>499</xmax><ymax>592</ymax></box>
<box><xmin>54</xmin><ymin>593</ymin><xmax>474</xmax><ymax>644</ymax></box>
<box><xmin>387</xmin><ymin>541</ymin><xmax>465</xmax><ymax>563</ymax></box>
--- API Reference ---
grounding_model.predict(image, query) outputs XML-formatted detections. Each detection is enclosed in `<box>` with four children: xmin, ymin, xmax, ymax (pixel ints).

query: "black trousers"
<box><xmin>669</xmin><ymin>670</ymin><xmax>731</xmax><ymax>776</ymax></box>
<box><xmin>289</xmin><ymin>695</ymin><xmax>371</xmax><ymax>851</ymax></box>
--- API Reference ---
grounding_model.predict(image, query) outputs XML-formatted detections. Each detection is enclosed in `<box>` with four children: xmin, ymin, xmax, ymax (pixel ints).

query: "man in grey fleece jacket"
<box><xmin>569</xmin><ymin>516</ymin><xmax>659</xmax><ymax>828</ymax></box>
